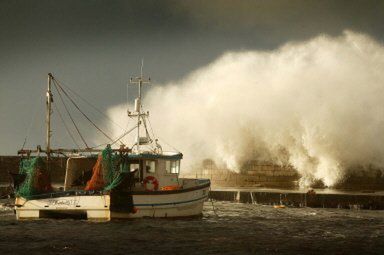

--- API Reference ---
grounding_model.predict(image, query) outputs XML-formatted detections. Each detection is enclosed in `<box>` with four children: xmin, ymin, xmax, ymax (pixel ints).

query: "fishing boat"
<box><xmin>13</xmin><ymin>71</ymin><xmax>210</xmax><ymax>220</ymax></box>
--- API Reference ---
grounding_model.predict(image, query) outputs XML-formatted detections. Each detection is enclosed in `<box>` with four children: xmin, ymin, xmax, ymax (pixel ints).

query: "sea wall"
<box><xmin>183</xmin><ymin>160</ymin><xmax>299</xmax><ymax>188</ymax></box>
<box><xmin>0</xmin><ymin>156</ymin><xmax>67</xmax><ymax>183</ymax></box>
<box><xmin>209</xmin><ymin>190</ymin><xmax>384</xmax><ymax>210</ymax></box>
<box><xmin>182</xmin><ymin>162</ymin><xmax>384</xmax><ymax>190</ymax></box>
<box><xmin>182</xmin><ymin>166</ymin><xmax>298</xmax><ymax>188</ymax></box>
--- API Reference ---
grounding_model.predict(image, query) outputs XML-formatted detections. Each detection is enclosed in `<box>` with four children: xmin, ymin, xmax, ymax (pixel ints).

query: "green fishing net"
<box><xmin>16</xmin><ymin>145</ymin><xmax>127</xmax><ymax>197</ymax></box>
<box><xmin>87</xmin><ymin>144</ymin><xmax>128</xmax><ymax>191</ymax></box>
<box><xmin>16</xmin><ymin>156</ymin><xmax>52</xmax><ymax>198</ymax></box>
<box><xmin>102</xmin><ymin>145</ymin><xmax>129</xmax><ymax>191</ymax></box>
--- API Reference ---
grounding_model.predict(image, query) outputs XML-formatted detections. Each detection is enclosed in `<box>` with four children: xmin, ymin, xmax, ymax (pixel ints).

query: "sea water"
<box><xmin>0</xmin><ymin>201</ymin><xmax>383</xmax><ymax>254</ymax></box>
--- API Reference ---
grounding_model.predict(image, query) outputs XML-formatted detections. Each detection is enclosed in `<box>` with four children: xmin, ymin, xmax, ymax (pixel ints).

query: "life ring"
<box><xmin>143</xmin><ymin>176</ymin><xmax>159</xmax><ymax>191</ymax></box>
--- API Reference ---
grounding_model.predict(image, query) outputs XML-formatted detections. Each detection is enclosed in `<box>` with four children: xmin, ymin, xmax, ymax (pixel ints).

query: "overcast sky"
<box><xmin>0</xmin><ymin>0</ymin><xmax>383</xmax><ymax>155</ymax></box>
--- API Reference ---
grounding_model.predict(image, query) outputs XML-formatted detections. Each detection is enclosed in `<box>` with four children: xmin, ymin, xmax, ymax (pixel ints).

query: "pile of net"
<box><xmin>16</xmin><ymin>145</ymin><xmax>127</xmax><ymax>198</ymax></box>
<box><xmin>85</xmin><ymin>145</ymin><xmax>129</xmax><ymax>191</ymax></box>
<box><xmin>16</xmin><ymin>157</ymin><xmax>53</xmax><ymax>198</ymax></box>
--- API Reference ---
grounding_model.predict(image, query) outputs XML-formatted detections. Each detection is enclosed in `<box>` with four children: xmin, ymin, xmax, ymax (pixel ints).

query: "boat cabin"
<box><xmin>64</xmin><ymin>152</ymin><xmax>183</xmax><ymax>192</ymax></box>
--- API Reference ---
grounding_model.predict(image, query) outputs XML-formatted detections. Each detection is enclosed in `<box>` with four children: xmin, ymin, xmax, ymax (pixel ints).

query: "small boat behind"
<box><xmin>13</xmin><ymin>72</ymin><xmax>210</xmax><ymax>220</ymax></box>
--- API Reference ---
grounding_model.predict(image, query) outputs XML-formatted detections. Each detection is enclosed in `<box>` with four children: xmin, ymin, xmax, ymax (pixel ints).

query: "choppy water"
<box><xmin>0</xmin><ymin>201</ymin><xmax>383</xmax><ymax>255</ymax></box>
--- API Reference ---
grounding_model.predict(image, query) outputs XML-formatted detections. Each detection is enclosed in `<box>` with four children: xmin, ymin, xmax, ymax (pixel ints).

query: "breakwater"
<box><xmin>209</xmin><ymin>188</ymin><xmax>384</xmax><ymax>210</ymax></box>
<box><xmin>183</xmin><ymin>160</ymin><xmax>384</xmax><ymax>190</ymax></box>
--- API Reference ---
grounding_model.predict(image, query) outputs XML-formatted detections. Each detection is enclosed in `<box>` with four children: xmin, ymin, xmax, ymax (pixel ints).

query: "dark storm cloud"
<box><xmin>179</xmin><ymin>0</ymin><xmax>384</xmax><ymax>41</ymax></box>
<box><xmin>1</xmin><ymin>0</ymin><xmax>383</xmax><ymax>52</ymax></box>
<box><xmin>0</xmin><ymin>0</ymin><xmax>383</xmax><ymax>155</ymax></box>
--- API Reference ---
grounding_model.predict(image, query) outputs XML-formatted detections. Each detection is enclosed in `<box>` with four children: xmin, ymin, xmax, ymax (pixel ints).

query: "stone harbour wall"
<box><xmin>0</xmin><ymin>156</ymin><xmax>67</xmax><ymax>184</ymax></box>
<box><xmin>182</xmin><ymin>166</ymin><xmax>299</xmax><ymax>188</ymax></box>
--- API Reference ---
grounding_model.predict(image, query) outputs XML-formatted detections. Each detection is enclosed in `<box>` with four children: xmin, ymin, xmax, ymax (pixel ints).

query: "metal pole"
<box><xmin>137</xmin><ymin>59</ymin><xmax>143</xmax><ymax>153</ymax></box>
<box><xmin>46</xmin><ymin>73</ymin><xmax>53</xmax><ymax>161</ymax></box>
<box><xmin>137</xmin><ymin>79</ymin><xmax>142</xmax><ymax>153</ymax></box>
<box><xmin>129</xmin><ymin>63</ymin><xmax>150</xmax><ymax>154</ymax></box>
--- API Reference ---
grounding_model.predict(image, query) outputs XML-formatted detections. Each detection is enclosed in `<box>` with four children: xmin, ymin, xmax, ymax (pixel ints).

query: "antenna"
<box><xmin>126</xmin><ymin>82</ymin><xmax>129</xmax><ymax>116</ymax></box>
<box><xmin>140</xmin><ymin>58</ymin><xmax>144</xmax><ymax>78</ymax></box>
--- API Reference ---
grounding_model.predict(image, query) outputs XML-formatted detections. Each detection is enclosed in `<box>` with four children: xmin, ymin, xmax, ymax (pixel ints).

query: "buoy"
<box><xmin>143</xmin><ymin>176</ymin><xmax>159</xmax><ymax>191</ymax></box>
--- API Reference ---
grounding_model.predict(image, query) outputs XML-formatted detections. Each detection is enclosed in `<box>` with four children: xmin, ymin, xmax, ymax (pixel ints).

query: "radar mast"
<box><xmin>129</xmin><ymin>61</ymin><xmax>151</xmax><ymax>153</ymax></box>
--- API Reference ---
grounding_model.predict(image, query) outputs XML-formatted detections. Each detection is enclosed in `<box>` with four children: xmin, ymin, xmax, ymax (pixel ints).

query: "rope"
<box><xmin>58</xmin><ymin>79</ymin><xmax>125</xmax><ymax>130</ymax></box>
<box><xmin>145</xmin><ymin>117</ymin><xmax>163</xmax><ymax>153</ymax></box>
<box><xmin>157</xmin><ymin>136</ymin><xmax>181</xmax><ymax>153</ymax></box>
<box><xmin>123</xmin><ymin>83</ymin><xmax>131</xmax><ymax>134</ymax></box>
<box><xmin>89</xmin><ymin>143</ymin><xmax>109</xmax><ymax>149</ymax></box>
<box><xmin>21</xmin><ymin>94</ymin><xmax>42</xmax><ymax>149</ymax></box>
<box><xmin>52</xmin><ymin>80</ymin><xmax>89</xmax><ymax>148</ymax></box>
<box><xmin>110</xmin><ymin>125</ymin><xmax>138</xmax><ymax>146</ymax></box>
<box><xmin>53</xmin><ymin>103</ymin><xmax>81</xmax><ymax>149</ymax></box>
<box><xmin>53</xmin><ymin>78</ymin><xmax>117</xmax><ymax>144</ymax></box>
<box><xmin>89</xmin><ymin>125</ymin><xmax>136</xmax><ymax>149</ymax></box>
<box><xmin>141</xmin><ymin>116</ymin><xmax>151</xmax><ymax>141</ymax></box>
<box><xmin>147</xmin><ymin>117</ymin><xmax>180</xmax><ymax>153</ymax></box>
<box><xmin>147</xmin><ymin>116</ymin><xmax>157</xmax><ymax>139</ymax></box>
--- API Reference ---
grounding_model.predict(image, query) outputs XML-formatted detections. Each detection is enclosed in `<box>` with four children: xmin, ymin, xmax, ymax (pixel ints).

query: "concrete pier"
<box><xmin>209</xmin><ymin>188</ymin><xmax>384</xmax><ymax>210</ymax></box>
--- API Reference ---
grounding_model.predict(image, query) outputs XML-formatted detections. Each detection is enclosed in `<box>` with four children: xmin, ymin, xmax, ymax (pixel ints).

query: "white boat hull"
<box><xmin>15</xmin><ymin>182</ymin><xmax>210</xmax><ymax>220</ymax></box>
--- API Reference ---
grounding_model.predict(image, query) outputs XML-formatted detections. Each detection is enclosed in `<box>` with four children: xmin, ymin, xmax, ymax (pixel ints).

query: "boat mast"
<box><xmin>46</xmin><ymin>73</ymin><xmax>53</xmax><ymax>160</ymax></box>
<box><xmin>137</xmin><ymin>78</ymin><xmax>141</xmax><ymax>153</ymax></box>
<box><xmin>129</xmin><ymin>62</ymin><xmax>150</xmax><ymax>153</ymax></box>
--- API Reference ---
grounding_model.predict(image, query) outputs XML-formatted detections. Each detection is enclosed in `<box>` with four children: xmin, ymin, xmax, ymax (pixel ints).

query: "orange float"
<box><xmin>160</xmin><ymin>185</ymin><xmax>180</xmax><ymax>191</ymax></box>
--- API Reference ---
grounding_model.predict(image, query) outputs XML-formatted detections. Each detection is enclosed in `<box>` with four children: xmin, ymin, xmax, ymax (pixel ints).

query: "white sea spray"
<box><xmin>107</xmin><ymin>31</ymin><xmax>384</xmax><ymax>187</ymax></box>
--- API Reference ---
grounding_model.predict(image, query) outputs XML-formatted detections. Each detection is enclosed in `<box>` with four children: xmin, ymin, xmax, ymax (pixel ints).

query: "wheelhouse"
<box><xmin>125</xmin><ymin>152</ymin><xmax>183</xmax><ymax>190</ymax></box>
<box><xmin>63</xmin><ymin>152</ymin><xmax>183</xmax><ymax>192</ymax></box>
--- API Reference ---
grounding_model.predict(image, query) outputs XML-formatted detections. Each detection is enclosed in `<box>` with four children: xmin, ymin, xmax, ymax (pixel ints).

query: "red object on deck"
<box><xmin>85</xmin><ymin>155</ymin><xmax>105</xmax><ymax>191</ymax></box>
<box><xmin>143</xmin><ymin>176</ymin><xmax>159</xmax><ymax>191</ymax></box>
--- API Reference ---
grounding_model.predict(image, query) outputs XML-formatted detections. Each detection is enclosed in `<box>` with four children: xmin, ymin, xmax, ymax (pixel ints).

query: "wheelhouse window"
<box><xmin>130</xmin><ymin>163</ymin><xmax>140</xmax><ymax>172</ymax></box>
<box><xmin>145</xmin><ymin>160</ymin><xmax>156</xmax><ymax>173</ymax></box>
<box><xmin>129</xmin><ymin>162</ymin><xmax>141</xmax><ymax>180</ymax></box>
<box><xmin>165</xmin><ymin>160</ymin><xmax>180</xmax><ymax>174</ymax></box>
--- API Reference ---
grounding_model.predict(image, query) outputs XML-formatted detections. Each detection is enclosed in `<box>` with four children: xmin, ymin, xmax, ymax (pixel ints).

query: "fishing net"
<box><xmin>16</xmin><ymin>157</ymin><xmax>53</xmax><ymax>198</ymax></box>
<box><xmin>103</xmin><ymin>160</ymin><xmax>129</xmax><ymax>191</ymax></box>
<box><xmin>16</xmin><ymin>145</ymin><xmax>126</xmax><ymax>197</ymax></box>
<box><xmin>85</xmin><ymin>145</ymin><xmax>128</xmax><ymax>191</ymax></box>
<box><xmin>84</xmin><ymin>155</ymin><xmax>104</xmax><ymax>190</ymax></box>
